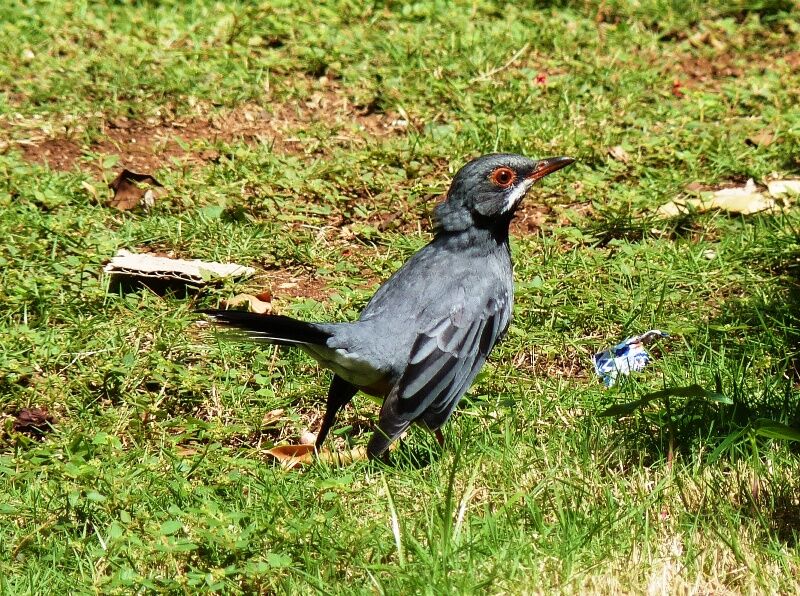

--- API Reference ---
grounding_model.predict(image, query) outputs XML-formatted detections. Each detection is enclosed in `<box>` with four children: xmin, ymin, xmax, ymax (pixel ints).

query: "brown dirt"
<box><xmin>254</xmin><ymin>267</ymin><xmax>332</xmax><ymax>302</ymax></box>
<box><xmin>6</xmin><ymin>76</ymin><xmax>411</xmax><ymax>174</ymax></box>
<box><xmin>677</xmin><ymin>55</ymin><xmax>743</xmax><ymax>87</ymax></box>
<box><xmin>784</xmin><ymin>51</ymin><xmax>800</xmax><ymax>71</ymax></box>
<box><xmin>663</xmin><ymin>47</ymin><xmax>800</xmax><ymax>93</ymax></box>
<box><xmin>511</xmin><ymin>204</ymin><xmax>553</xmax><ymax>235</ymax></box>
<box><xmin>15</xmin><ymin>138</ymin><xmax>83</xmax><ymax>171</ymax></box>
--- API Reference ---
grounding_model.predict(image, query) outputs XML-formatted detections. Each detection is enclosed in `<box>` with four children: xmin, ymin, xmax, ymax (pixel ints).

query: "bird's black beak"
<box><xmin>528</xmin><ymin>156</ymin><xmax>575</xmax><ymax>181</ymax></box>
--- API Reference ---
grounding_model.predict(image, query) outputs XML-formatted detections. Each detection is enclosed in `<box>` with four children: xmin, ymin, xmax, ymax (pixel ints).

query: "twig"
<box><xmin>471</xmin><ymin>43</ymin><xmax>530</xmax><ymax>83</ymax></box>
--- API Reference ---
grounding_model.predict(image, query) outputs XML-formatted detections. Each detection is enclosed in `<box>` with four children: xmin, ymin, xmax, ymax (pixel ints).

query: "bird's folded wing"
<box><xmin>391</xmin><ymin>291</ymin><xmax>509</xmax><ymax>424</ymax></box>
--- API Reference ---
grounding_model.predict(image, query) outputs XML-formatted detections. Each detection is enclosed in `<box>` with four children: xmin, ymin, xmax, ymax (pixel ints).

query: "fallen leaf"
<box><xmin>658</xmin><ymin>179</ymin><xmax>785</xmax><ymax>217</ymax></box>
<box><xmin>254</xmin><ymin>290</ymin><xmax>273</xmax><ymax>303</ymax></box>
<box><xmin>608</xmin><ymin>145</ymin><xmax>630</xmax><ymax>163</ymax></box>
<box><xmin>266</xmin><ymin>444</ymin><xmax>315</xmax><ymax>469</ymax></box>
<box><xmin>108</xmin><ymin>169</ymin><xmax>163</xmax><ymax>211</ymax></box>
<box><xmin>266</xmin><ymin>442</ymin><xmax>394</xmax><ymax>469</ymax></box>
<box><xmin>221</xmin><ymin>293</ymin><xmax>272</xmax><ymax>314</ymax></box>
<box><xmin>12</xmin><ymin>408</ymin><xmax>55</xmax><ymax>438</ymax></box>
<box><xmin>745</xmin><ymin>130</ymin><xmax>775</xmax><ymax>148</ymax></box>
<box><xmin>767</xmin><ymin>179</ymin><xmax>800</xmax><ymax>197</ymax></box>
<box><xmin>261</xmin><ymin>408</ymin><xmax>286</xmax><ymax>427</ymax></box>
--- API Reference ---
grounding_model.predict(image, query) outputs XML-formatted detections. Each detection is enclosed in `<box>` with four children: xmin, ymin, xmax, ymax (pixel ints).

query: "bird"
<box><xmin>201</xmin><ymin>153</ymin><xmax>574</xmax><ymax>459</ymax></box>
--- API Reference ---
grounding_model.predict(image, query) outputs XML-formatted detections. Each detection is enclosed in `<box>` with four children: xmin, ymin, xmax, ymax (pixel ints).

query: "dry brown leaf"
<box><xmin>261</xmin><ymin>408</ymin><xmax>286</xmax><ymax>428</ymax></box>
<box><xmin>266</xmin><ymin>444</ymin><xmax>315</xmax><ymax>469</ymax></box>
<box><xmin>266</xmin><ymin>442</ymin><xmax>396</xmax><ymax>470</ymax></box>
<box><xmin>608</xmin><ymin>145</ymin><xmax>630</xmax><ymax>163</ymax></box>
<box><xmin>221</xmin><ymin>293</ymin><xmax>272</xmax><ymax>314</ymax></box>
<box><xmin>108</xmin><ymin>169</ymin><xmax>163</xmax><ymax>211</ymax></box>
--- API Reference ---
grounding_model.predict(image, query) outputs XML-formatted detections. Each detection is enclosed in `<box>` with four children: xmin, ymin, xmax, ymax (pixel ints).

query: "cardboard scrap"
<box><xmin>104</xmin><ymin>249</ymin><xmax>255</xmax><ymax>284</ymax></box>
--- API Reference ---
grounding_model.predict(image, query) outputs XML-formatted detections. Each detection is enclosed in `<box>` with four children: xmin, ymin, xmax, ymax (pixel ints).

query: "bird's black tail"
<box><xmin>199</xmin><ymin>310</ymin><xmax>332</xmax><ymax>347</ymax></box>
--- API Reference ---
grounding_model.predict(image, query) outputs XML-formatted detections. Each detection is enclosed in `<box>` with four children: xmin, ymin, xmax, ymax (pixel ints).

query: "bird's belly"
<box><xmin>307</xmin><ymin>346</ymin><xmax>389</xmax><ymax>395</ymax></box>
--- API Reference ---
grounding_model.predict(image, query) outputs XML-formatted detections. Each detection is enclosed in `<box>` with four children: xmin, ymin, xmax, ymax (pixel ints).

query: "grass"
<box><xmin>1</xmin><ymin>0</ymin><xmax>800</xmax><ymax>592</ymax></box>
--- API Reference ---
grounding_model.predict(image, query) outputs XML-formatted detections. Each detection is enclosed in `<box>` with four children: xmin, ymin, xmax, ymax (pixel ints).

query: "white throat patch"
<box><xmin>502</xmin><ymin>178</ymin><xmax>534</xmax><ymax>213</ymax></box>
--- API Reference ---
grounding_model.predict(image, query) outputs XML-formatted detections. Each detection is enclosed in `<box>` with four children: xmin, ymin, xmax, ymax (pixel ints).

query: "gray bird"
<box><xmin>202</xmin><ymin>153</ymin><xmax>574</xmax><ymax>459</ymax></box>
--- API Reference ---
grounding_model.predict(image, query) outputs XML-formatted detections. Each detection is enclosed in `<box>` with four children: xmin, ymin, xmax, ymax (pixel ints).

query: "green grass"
<box><xmin>2</xmin><ymin>0</ymin><xmax>800</xmax><ymax>592</ymax></box>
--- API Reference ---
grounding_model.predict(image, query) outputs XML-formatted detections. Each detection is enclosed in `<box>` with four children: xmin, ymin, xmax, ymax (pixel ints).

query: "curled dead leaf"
<box><xmin>108</xmin><ymin>169</ymin><xmax>164</xmax><ymax>211</ymax></box>
<box><xmin>266</xmin><ymin>444</ymin><xmax>315</xmax><ymax>469</ymax></box>
<box><xmin>221</xmin><ymin>293</ymin><xmax>272</xmax><ymax>314</ymax></box>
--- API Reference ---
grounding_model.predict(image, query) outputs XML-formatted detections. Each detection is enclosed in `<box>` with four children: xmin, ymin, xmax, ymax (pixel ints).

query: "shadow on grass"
<box><xmin>600</xmin><ymin>217</ymin><xmax>800</xmax><ymax>543</ymax></box>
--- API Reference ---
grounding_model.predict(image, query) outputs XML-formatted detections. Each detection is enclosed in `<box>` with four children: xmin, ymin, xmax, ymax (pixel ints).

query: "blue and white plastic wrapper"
<box><xmin>593</xmin><ymin>330</ymin><xmax>669</xmax><ymax>387</ymax></box>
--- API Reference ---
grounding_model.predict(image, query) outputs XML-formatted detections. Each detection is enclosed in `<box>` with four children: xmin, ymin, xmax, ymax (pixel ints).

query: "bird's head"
<box><xmin>435</xmin><ymin>153</ymin><xmax>574</xmax><ymax>234</ymax></box>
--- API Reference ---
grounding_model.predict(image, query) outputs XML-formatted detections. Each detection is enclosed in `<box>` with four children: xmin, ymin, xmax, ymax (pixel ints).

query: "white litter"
<box><xmin>104</xmin><ymin>249</ymin><xmax>255</xmax><ymax>284</ymax></box>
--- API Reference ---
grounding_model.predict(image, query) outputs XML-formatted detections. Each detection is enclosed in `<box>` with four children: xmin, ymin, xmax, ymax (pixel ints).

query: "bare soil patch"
<box><xmin>254</xmin><ymin>267</ymin><xmax>332</xmax><ymax>302</ymax></box>
<box><xmin>677</xmin><ymin>54</ymin><xmax>743</xmax><ymax>88</ymax></box>
<box><xmin>6</xmin><ymin>76</ymin><xmax>411</xmax><ymax>173</ymax></box>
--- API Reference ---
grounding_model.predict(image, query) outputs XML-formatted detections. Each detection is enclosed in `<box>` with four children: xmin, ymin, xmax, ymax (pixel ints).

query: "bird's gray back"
<box><xmin>321</xmin><ymin>234</ymin><xmax>514</xmax><ymax>384</ymax></box>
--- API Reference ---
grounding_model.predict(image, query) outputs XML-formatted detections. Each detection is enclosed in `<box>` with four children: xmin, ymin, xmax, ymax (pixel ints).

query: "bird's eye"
<box><xmin>490</xmin><ymin>167</ymin><xmax>516</xmax><ymax>188</ymax></box>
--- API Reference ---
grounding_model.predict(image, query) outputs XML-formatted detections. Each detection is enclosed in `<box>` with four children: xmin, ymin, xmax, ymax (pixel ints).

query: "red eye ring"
<box><xmin>490</xmin><ymin>167</ymin><xmax>516</xmax><ymax>189</ymax></box>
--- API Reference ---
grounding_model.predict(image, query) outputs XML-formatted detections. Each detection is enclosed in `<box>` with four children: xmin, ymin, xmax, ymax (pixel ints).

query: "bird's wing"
<box><xmin>388</xmin><ymin>287</ymin><xmax>510</xmax><ymax>424</ymax></box>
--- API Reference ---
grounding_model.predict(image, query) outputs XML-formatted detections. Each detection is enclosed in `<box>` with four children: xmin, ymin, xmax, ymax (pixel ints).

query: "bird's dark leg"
<box><xmin>434</xmin><ymin>429</ymin><xmax>445</xmax><ymax>447</ymax></box>
<box><xmin>315</xmin><ymin>375</ymin><xmax>358</xmax><ymax>451</ymax></box>
<box><xmin>367</xmin><ymin>400</ymin><xmax>412</xmax><ymax>460</ymax></box>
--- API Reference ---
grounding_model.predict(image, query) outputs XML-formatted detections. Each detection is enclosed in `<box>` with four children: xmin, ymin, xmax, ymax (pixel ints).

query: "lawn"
<box><xmin>1</xmin><ymin>0</ymin><xmax>800</xmax><ymax>592</ymax></box>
